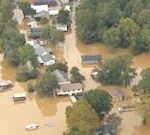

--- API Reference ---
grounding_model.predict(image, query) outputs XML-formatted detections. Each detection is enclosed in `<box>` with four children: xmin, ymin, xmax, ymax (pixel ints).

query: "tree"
<box><xmin>18</xmin><ymin>2</ymin><xmax>36</xmax><ymax>16</ymax></box>
<box><xmin>70</xmin><ymin>67</ymin><xmax>85</xmax><ymax>83</ymax></box>
<box><xmin>119</xmin><ymin>17</ymin><xmax>140</xmax><ymax>48</ymax></box>
<box><xmin>46</xmin><ymin>63</ymin><xmax>68</xmax><ymax>72</ymax></box>
<box><xmin>131</xmin><ymin>25</ymin><xmax>150</xmax><ymax>54</ymax></box>
<box><xmin>41</xmin><ymin>25</ymin><xmax>64</xmax><ymax>44</ymax></box>
<box><xmin>57</xmin><ymin>10</ymin><xmax>70</xmax><ymax>26</ymax></box>
<box><xmin>4</xmin><ymin>48</ymin><xmax>20</xmax><ymax>66</ymax></box>
<box><xmin>96</xmin><ymin>54</ymin><xmax>136</xmax><ymax>86</ymax></box>
<box><xmin>132</xmin><ymin>68</ymin><xmax>150</xmax><ymax>125</ymax></box>
<box><xmin>16</xmin><ymin>65</ymin><xmax>38</xmax><ymax>82</ymax></box>
<box><xmin>102</xmin><ymin>27</ymin><xmax>121</xmax><ymax>48</ymax></box>
<box><xmin>36</xmin><ymin>71</ymin><xmax>58</xmax><ymax>96</ymax></box>
<box><xmin>85</xmin><ymin>89</ymin><xmax>112</xmax><ymax>118</ymax></box>
<box><xmin>66</xmin><ymin>100</ymin><xmax>100</xmax><ymax>135</ymax></box>
<box><xmin>19</xmin><ymin>44</ymin><xmax>37</xmax><ymax>67</ymax></box>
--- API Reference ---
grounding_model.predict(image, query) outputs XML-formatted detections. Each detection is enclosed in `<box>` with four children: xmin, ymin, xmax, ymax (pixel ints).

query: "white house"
<box><xmin>31</xmin><ymin>5</ymin><xmax>49</xmax><ymax>13</ymax></box>
<box><xmin>56</xmin><ymin>83</ymin><xmax>84</xmax><ymax>96</ymax></box>
<box><xmin>57</xmin><ymin>24</ymin><xmax>68</xmax><ymax>32</ymax></box>
<box><xmin>49</xmin><ymin>8</ymin><xmax>59</xmax><ymax>16</ymax></box>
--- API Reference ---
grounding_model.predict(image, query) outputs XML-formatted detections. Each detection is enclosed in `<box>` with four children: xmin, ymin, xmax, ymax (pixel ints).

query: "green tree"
<box><xmin>85</xmin><ymin>89</ymin><xmax>112</xmax><ymax>118</ymax></box>
<box><xmin>46</xmin><ymin>63</ymin><xmax>68</xmax><ymax>72</ymax></box>
<box><xmin>19</xmin><ymin>44</ymin><xmax>37</xmax><ymax>67</ymax></box>
<box><xmin>102</xmin><ymin>27</ymin><xmax>121</xmax><ymax>48</ymax></box>
<box><xmin>36</xmin><ymin>71</ymin><xmax>58</xmax><ymax>96</ymax></box>
<box><xmin>70</xmin><ymin>67</ymin><xmax>85</xmax><ymax>83</ymax></box>
<box><xmin>42</xmin><ymin>25</ymin><xmax>64</xmax><ymax>44</ymax></box>
<box><xmin>57</xmin><ymin>10</ymin><xmax>70</xmax><ymax>26</ymax></box>
<box><xmin>18</xmin><ymin>2</ymin><xmax>36</xmax><ymax>16</ymax></box>
<box><xmin>96</xmin><ymin>54</ymin><xmax>136</xmax><ymax>86</ymax></box>
<box><xmin>119</xmin><ymin>17</ymin><xmax>140</xmax><ymax>48</ymax></box>
<box><xmin>66</xmin><ymin>100</ymin><xmax>100</xmax><ymax>135</ymax></box>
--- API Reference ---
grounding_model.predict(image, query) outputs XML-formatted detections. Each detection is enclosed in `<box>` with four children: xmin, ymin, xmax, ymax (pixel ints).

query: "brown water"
<box><xmin>0</xmin><ymin>54</ymin><xmax>71</xmax><ymax>135</ymax></box>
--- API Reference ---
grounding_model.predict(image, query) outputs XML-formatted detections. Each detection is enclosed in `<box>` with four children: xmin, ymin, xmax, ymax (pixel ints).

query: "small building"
<box><xmin>56</xmin><ymin>83</ymin><xmax>84</xmax><ymax>96</ymax></box>
<box><xmin>31</xmin><ymin>0</ymin><xmax>57</xmax><ymax>6</ymax></box>
<box><xmin>38</xmin><ymin>52</ymin><xmax>55</xmax><ymax>66</ymax></box>
<box><xmin>0</xmin><ymin>80</ymin><xmax>13</xmax><ymax>91</ymax></box>
<box><xmin>64</xmin><ymin>5</ymin><xmax>71</xmax><ymax>12</ymax></box>
<box><xmin>52</xmin><ymin>70</ymin><xmax>70</xmax><ymax>85</ymax></box>
<box><xmin>56</xmin><ymin>24</ymin><xmax>68</xmax><ymax>32</ymax></box>
<box><xmin>49</xmin><ymin>8</ymin><xmax>59</xmax><ymax>16</ymax></box>
<box><xmin>34</xmin><ymin>11</ymin><xmax>49</xmax><ymax>20</ymax></box>
<box><xmin>27</xmin><ymin>27</ymin><xmax>42</xmax><ymax>39</ymax></box>
<box><xmin>81</xmin><ymin>54</ymin><xmax>102</xmax><ymax>64</ymax></box>
<box><xmin>31</xmin><ymin>5</ymin><xmax>49</xmax><ymax>13</ymax></box>
<box><xmin>33</xmin><ymin>44</ymin><xmax>55</xmax><ymax>66</ymax></box>
<box><xmin>108</xmin><ymin>89</ymin><xmax>125</xmax><ymax>101</ymax></box>
<box><xmin>13</xmin><ymin>92</ymin><xmax>26</xmax><ymax>101</ymax></box>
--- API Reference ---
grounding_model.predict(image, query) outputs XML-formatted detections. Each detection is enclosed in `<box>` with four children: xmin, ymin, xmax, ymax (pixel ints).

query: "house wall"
<box><xmin>57</xmin><ymin>89</ymin><xmax>83</xmax><ymax>96</ymax></box>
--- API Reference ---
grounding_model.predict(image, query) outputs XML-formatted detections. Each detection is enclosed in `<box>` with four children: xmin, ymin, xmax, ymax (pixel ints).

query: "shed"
<box><xmin>31</xmin><ymin>5</ymin><xmax>49</xmax><ymax>13</ymax></box>
<box><xmin>34</xmin><ymin>11</ymin><xmax>49</xmax><ymax>20</ymax></box>
<box><xmin>109</xmin><ymin>89</ymin><xmax>125</xmax><ymax>100</ymax></box>
<box><xmin>57</xmin><ymin>24</ymin><xmax>68</xmax><ymax>32</ymax></box>
<box><xmin>81</xmin><ymin>54</ymin><xmax>102</xmax><ymax>64</ymax></box>
<box><xmin>32</xmin><ymin>0</ymin><xmax>57</xmax><ymax>6</ymax></box>
<box><xmin>27</xmin><ymin>27</ymin><xmax>42</xmax><ymax>39</ymax></box>
<box><xmin>52</xmin><ymin>70</ymin><xmax>70</xmax><ymax>85</ymax></box>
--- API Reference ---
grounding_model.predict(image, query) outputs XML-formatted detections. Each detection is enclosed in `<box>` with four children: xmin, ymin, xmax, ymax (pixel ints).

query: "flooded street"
<box><xmin>0</xmin><ymin>54</ymin><xmax>71</xmax><ymax>135</ymax></box>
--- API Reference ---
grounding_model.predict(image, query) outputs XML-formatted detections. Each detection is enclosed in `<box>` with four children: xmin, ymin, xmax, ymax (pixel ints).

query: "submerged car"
<box><xmin>25</xmin><ymin>123</ymin><xmax>39</xmax><ymax>131</ymax></box>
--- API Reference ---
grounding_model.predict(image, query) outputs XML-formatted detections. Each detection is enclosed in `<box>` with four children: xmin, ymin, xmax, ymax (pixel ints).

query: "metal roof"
<box><xmin>81</xmin><ymin>54</ymin><xmax>102</xmax><ymax>63</ymax></box>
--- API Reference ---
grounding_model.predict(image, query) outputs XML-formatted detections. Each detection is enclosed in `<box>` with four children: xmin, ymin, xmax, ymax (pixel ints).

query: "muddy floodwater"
<box><xmin>0</xmin><ymin>55</ymin><xmax>71</xmax><ymax>135</ymax></box>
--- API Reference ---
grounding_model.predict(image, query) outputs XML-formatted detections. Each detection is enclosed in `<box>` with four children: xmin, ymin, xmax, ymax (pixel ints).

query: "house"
<box><xmin>31</xmin><ymin>5</ymin><xmax>49</xmax><ymax>13</ymax></box>
<box><xmin>27</xmin><ymin>27</ymin><xmax>42</xmax><ymax>39</ymax></box>
<box><xmin>56</xmin><ymin>24</ymin><xmax>68</xmax><ymax>32</ymax></box>
<box><xmin>108</xmin><ymin>89</ymin><xmax>125</xmax><ymax>100</ymax></box>
<box><xmin>37</xmin><ymin>52</ymin><xmax>55</xmax><ymax>66</ymax></box>
<box><xmin>61</xmin><ymin>0</ymin><xmax>70</xmax><ymax>4</ymax></box>
<box><xmin>81</xmin><ymin>54</ymin><xmax>102</xmax><ymax>64</ymax></box>
<box><xmin>48</xmin><ymin>8</ymin><xmax>59</xmax><ymax>16</ymax></box>
<box><xmin>33</xmin><ymin>44</ymin><xmax>55</xmax><ymax>66</ymax></box>
<box><xmin>52</xmin><ymin>70</ymin><xmax>70</xmax><ymax>85</ymax></box>
<box><xmin>31</xmin><ymin>0</ymin><xmax>57</xmax><ymax>6</ymax></box>
<box><xmin>56</xmin><ymin>83</ymin><xmax>84</xmax><ymax>96</ymax></box>
<box><xmin>34</xmin><ymin>11</ymin><xmax>49</xmax><ymax>20</ymax></box>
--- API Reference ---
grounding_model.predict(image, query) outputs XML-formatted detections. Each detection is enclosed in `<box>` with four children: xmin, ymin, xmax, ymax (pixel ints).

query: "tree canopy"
<box><xmin>85</xmin><ymin>89</ymin><xmax>112</xmax><ymax>118</ymax></box>
<box><xmin>66</xmin><ymin>100</ymin><xmax>100</xmax><ymax>135</ymax></box>
<box><xmin>95</xmin><ymin>54</ymin><xmax>136</xmax><ymax>86</ymax></box>
<box><xmin>76</xmin><ymin>0</ymin><xmax>150</xmax><ymax>54</ymax></box>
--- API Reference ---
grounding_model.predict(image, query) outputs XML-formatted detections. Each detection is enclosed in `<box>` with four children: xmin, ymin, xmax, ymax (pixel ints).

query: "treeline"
<box><xmin>76</xmin><ymin>0</ymin><xmax>150</xmax><ymax>54</ymax></box>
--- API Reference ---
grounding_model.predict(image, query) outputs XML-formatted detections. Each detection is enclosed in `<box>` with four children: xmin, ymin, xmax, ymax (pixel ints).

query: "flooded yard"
<box><xmin>0</xmin><ymin>54</ymin><xmax>71</xmax><ymax>135</ymax></box>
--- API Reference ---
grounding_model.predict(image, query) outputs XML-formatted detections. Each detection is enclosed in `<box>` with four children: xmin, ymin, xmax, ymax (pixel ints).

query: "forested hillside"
<box><xmin>76</xmin><ymin>0</ymin><xmax>150</xmax><ymax>54</ymax></box>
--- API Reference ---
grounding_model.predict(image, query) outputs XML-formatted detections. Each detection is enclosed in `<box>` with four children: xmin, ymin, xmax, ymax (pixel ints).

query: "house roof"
<box><xmin>33</xmin><ymin>44</ymin><xmax>52</xmax><ymax>56</ymax></box>
<box><xmin>28</xmin><ymin>28</ymin><xmax>42</xmax><ymax>38</ymax></box>
<box><xmin>41</xmin><ymin>52</ymin><xmax>54</xmax><ymax>63</ymax></box>
<box><xmin>34</xmin><ymin>11</ymin><xmax>49</xmax><ymax>19</ymax></box>
<box><xmin>52</xmin><ymin>70</ymin><xmax>69</xmax><ymax>83</ymax></box>
<box><xmin>81</xmin><ymin>54</ymin><xmax>102</xmax><ymax>63</ymax></box>
<box><xmin>109</xmin><ymin>89</ymin><xmax>125</xmax><ymax>100</ymax></box>
<box><xmin>58</xmin><ymin>83</ymin><xmax>84</xmax><ymax>92</ymax></box>
<box><xmin>31</xmin><ymin>5</ymin><xmax>49</xmax><ymax>13</ymax></box>
<box><xmin>32</xmin><ymin>0</ymin><xmax>57</xmax><ymax>5</ymax></box>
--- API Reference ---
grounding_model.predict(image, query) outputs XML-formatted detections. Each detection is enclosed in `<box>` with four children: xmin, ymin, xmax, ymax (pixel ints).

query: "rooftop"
<box><xmin>81</xmin><ymin>54</ymin><xmax>102</xmax><ymax>63</ymax></box>
<box><xmin>59</xmin><ymin>83</ymin><xmax>84</xmax><ymax>92</ymax></box>
<box><xmin>32</xmin><ymin>0</ymin><xmax>57</xmax><ymax>5</ymax></box>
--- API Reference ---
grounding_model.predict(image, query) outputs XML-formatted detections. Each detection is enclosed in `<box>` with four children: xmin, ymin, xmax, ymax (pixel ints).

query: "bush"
<box><xmin>28</xmin><ymin>82</ymin><xmax>35</xmax><ymax>92</ymax></box>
